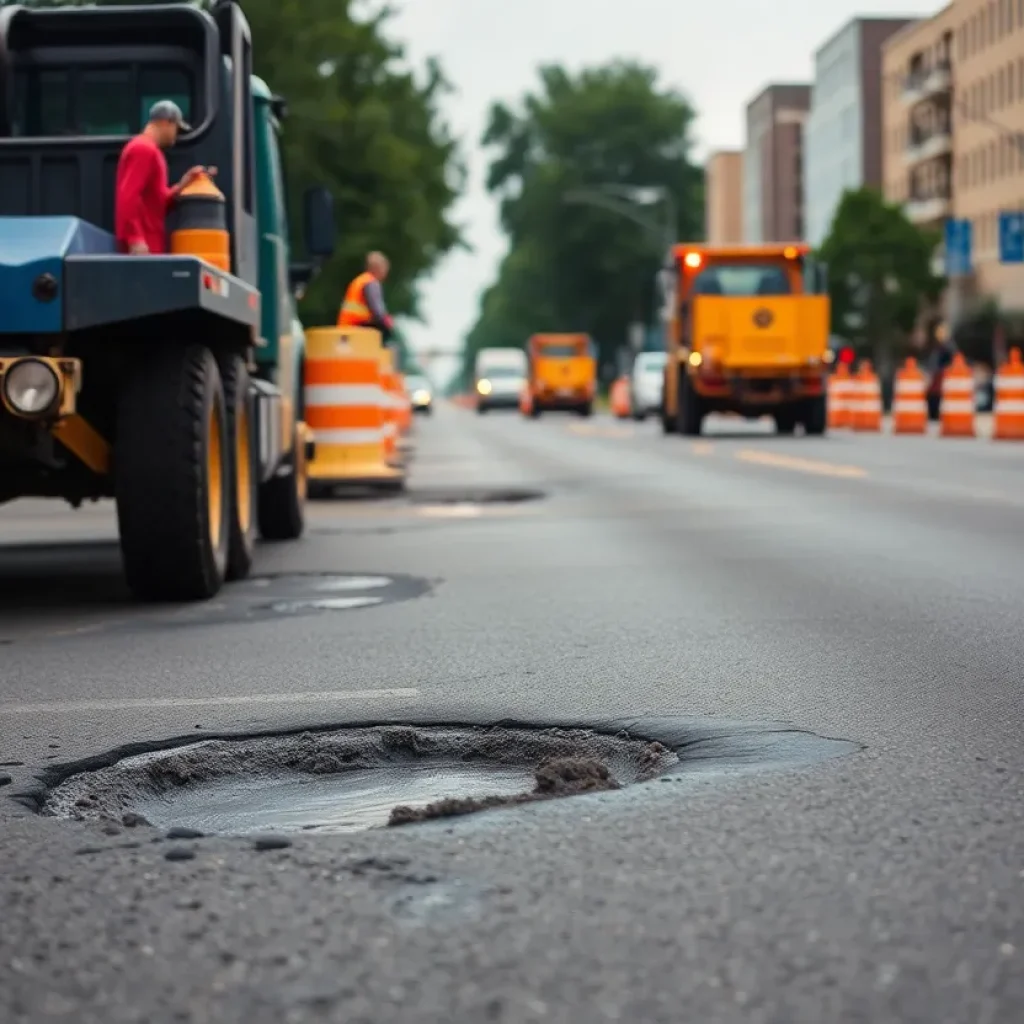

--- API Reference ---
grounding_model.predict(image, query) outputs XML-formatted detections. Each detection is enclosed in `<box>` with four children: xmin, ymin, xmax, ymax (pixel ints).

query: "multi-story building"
<box><xmin>882</xmin><ymin>0</ymin><xmax>1024</xmax><ymax>310</ymax></box>
<box><xmin>704</xmin><ymin>150</ymin><xmax>744</xmax><ymax>243</ymax></box>
<box><xmin>804</xmin><ymin>17</ymin><xmax>915</xmax><ymax>246</ymax></box>
<box><xmin>742</xmin><ymin>83</ymin><xmax>811</xmax><ymax>243</ymax></box>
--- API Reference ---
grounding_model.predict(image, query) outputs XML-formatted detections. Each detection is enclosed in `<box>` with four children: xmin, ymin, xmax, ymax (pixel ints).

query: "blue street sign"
<box><xmin>944</xmin><ymin>218</ymin><xmax>972</xmax><ymax>276</ymax></box>
<box><xmin>998</xmin><ymin>210</ymin><xmax>1024</xmax><ymax>264</ymax></box>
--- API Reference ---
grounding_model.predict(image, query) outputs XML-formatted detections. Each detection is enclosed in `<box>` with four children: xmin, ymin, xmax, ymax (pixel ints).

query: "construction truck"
<box><xmin>0</xmin><ymin>0</ymin><xmax>334</xmax><ymax>600</ymax></box>
<box><xmin>660</xmin><ymin>244</ymin><xmax>832</xmax><ymax>436</ymax></box>
<box><xmin>523</xmin><ymin>334</ymin><xmax>597</xmax><ymax>417</ymax></box>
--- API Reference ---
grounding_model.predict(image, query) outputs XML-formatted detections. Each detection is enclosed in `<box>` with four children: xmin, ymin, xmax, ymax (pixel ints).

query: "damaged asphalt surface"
<box><xmin>2</xmin><ymin>405</ymin><xmax>1024</xmax><ymax>1022</ymax></box>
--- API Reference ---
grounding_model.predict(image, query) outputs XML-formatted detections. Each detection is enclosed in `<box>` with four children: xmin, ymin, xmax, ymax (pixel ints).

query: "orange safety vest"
<box><xmin>337</xmin><ymin>271</ymin><xmax>376</xmax><ymax>327</ymax></box>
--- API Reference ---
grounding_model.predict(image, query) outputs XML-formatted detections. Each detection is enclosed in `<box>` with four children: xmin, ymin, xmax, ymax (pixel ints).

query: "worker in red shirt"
<box><xmin>114</xmin><ymin>100</ymin><xmax>211</xmax><ymax>254</ymax></box>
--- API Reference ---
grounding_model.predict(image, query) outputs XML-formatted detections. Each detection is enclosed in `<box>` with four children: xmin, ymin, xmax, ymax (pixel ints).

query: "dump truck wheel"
<box><xmin>220</xmin><ymin>355</ymin><xmax>257</xmax><ymax>581</ymax></box>
<box><xmin>774</xmin><ymin>410</ymin><xmax>797</xmax><ymax>435</ymax></box>
<box><xmin>661</xmin><ymin>370</ymin><xmax>677</xmax><ymax>433</ymax></box>
<box><xmin>577</xmin><ymin>402</ymin><xmax>593</xmax><ymax>417</ymax></box>
<box><xmin>530</xmin><ymin>403</ymin><xmax>542</xmax><ymax>418</ymax></box>
<box><xmin>675</xmin><ymin>369</ymin><xmax>702</xmax><ymax>436</ymax></box>
<box><xmin>115</xmin><ymin>346</ymin><xmax>229</xmax><ymax>601</ymax></box>
<box><xmin>803</xmin><ymin>395</ymin><xmax>827</xmax><ymax>436</ymax></box>
<box><xmin>258</xmin><ymin>422</ymin><xmax>306</xmax><ymax>541</ymax></box>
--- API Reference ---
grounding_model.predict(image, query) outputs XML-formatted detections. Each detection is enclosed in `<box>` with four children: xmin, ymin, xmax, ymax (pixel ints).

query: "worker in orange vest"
<box><xmin>338</xmin><ymin>251</ymin><xmax>394</xmax><ymax>342</ymax></box>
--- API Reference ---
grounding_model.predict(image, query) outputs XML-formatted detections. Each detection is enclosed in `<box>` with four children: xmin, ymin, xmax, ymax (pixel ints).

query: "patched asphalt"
<box><xmin>2</xmin><ymin>405</ymin><xmax>1023</xmax><ymax>1022</ymax></box>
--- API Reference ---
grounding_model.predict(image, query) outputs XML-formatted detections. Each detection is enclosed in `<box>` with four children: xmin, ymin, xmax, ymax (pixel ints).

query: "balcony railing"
<box><xmin>904</xmin><ymin>194</ymin><xmax>951</xmax><ymax>223</ymax></box>
<box><xmin>905</xmin><ymin>129</ymin><xmax>953</xmax><ymax>164</ymax></box>
<box><xmin>902</xmin><ymin>62</ymin><xmax>952</xmax><ymax>105</ymax></box>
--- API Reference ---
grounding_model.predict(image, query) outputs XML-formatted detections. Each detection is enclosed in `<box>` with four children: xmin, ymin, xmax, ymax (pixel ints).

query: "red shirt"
<box><xmin>114</xmin><ymin>134</ymin><xmax>175</xmax><ymax>253</ymax></box>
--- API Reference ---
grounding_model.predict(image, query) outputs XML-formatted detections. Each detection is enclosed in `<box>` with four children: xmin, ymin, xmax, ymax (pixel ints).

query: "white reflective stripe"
<box><xmin>942</xmin><ymin>379</ymin><xmax>974</xmax><ymax>392</ymax></box>
<box><xmin>891</xmin><ymin>399</ymin><xmax>926</xmax><ymax>412</ymax></box>
<box><xmin>304</xmin><ymin>384</ymin><xmax>384</xmax><ymax>406</ymax></box>
<box><xmin>994</xmin><ymin>378</ymin><xmax>1024</xmax><ymax>392</ymax></box>
<box><xmin>895</xmin><ymin>382</ymin><xmax>926</xmax><ymax>394</ymax></box>
<box><xmin>995</xmin><ymin>400</ymin><xmax>1024</xmax><ymax>413</ymax></box>
<box><xmin>941</xmin><ymin>401</ymin><xmax>974</xmax><ymax>413</ymax></box>
<box><xmin>313</xmin><ymin>428</ymin><xmax>386</xmax><ymax>444</ymax></box>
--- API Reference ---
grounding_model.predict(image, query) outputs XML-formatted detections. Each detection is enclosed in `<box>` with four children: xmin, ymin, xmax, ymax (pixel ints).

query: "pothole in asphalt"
<box><xmin>41</xmin><ymin>726</ymin><xmax>675</xmax><ymax>834</ymax></box>
<box><xmin>37</xmin><ymin>719</ymin><xmax>860</xmax><ymax>835</ymax></box>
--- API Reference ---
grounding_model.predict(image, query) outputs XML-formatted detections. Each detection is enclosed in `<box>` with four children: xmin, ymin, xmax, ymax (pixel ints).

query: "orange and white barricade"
<box><xmin>891</xmin><ymin>357</ymin><xmax>928</xmax><ymax>434</ymax></box>
<box><xmin>610</xmin><ymin>376</ymin><xmax>631</xmax><ymax>419</ymax></box>
<box><xmin>851</xmin><ymin>361</ymin><xmax>882</xmax><ymax>431</ymax></box>
<box><xmin>519</xmin><ymin>386</ymin><xmax>533</xmax><ymax>416</ymax></box>
<box><xmin>993</xmin><ymin>347</ymin><xmax>1024</xmax><ymax>440</ymax></box>
<box><xmin>378</xmin><ymin>348</ymin><xmax>402</xmax><ymax>467</ymax></box>
<box><xmin>303</xmin><ymin>326</ymin><xmax>404</xmax><ymax>491</ymax></box>
<box><xmin>939</xmin><ymin>352</ymin><xmax>975</xmax><ymax>437</ymax></box>
<box><xmin>827</xmin><ymin>364</ymin><xmax>853</xmax><ymax>428</ymax></box>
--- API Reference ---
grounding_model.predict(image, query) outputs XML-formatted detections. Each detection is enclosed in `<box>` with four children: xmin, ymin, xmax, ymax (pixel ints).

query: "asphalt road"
<box><xmin>2</xmin><ymin>404</ymin><xmax>1023</xmax><ymax>1023</ymax></box>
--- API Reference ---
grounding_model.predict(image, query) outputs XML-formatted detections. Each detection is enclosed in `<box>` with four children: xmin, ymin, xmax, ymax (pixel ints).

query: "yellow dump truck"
<box><xmin>525</xmin><ymin>334</ymin><xmax>597</xmax><ymax>417</ymax></box>
<box><xmin>661</xmin><ymin>243</ymin><xmax>832</xmax><ymax>436</ymax></box>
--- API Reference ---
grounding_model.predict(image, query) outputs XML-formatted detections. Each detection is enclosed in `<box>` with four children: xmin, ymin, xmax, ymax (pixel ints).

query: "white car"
<box><xmin>629</xmin><ymin>351</ymin><xmax>667</xmax><ymax>421</ymax></box>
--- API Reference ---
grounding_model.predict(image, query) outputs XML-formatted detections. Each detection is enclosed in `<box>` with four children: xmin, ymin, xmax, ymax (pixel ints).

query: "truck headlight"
<box><xmin>3</xmin><ymin>358</ymin><xmax>60</xmax><ymax>415</ymax></box>
<box><xmin>477</xmin><ymin>379</ymin><xmax>492</xmax><ymax>395</ymax></box>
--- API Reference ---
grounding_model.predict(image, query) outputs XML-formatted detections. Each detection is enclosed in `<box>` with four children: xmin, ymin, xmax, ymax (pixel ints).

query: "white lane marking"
<box><xmin>0</xmin><ymin>688</ymin><xmax>419</xmax><ymax>715</ymax></box>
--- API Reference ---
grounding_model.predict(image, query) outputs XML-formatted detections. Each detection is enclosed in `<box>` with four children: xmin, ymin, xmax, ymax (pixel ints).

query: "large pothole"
<box><xmin>41</xmin><ymin>726</ymin><xmax>677</xmax><ymax>835</ymax></box>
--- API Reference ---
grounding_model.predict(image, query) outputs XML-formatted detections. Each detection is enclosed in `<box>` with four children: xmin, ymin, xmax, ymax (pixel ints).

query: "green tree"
<box><xmin>3</xmin><ymin>0</ymin><xmax>466</xmax><ymax>330</ymax></box>
<box><xmin>818</xmin><ymin>187</ymin><xmax>944</xmax><ymax>366</ymax></box>
<box><xmin>459</xmin><ymin>60</ymin><xmax>703</xmax><ymax>387</ymax></box>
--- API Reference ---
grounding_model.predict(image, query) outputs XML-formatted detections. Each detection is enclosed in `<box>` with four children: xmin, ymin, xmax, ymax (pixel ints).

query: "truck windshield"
<box><xmin>11</xmin><ymin>63</ymin><xmax>194</xmax><ymax>137</ymax></box>
<box><xmin>480</xmin><ymin>366</ymin><xmax>523</xmax><ymax>377</ymax></box>
<box><xmin>537</xmin><ymin>344</ymin><xmax>585</xmax><ymax>358</ymax></box>
<box><xmin>690</xmin><ymin>264</ymin><xmax>793</xmax><ymax>297</ymax></box>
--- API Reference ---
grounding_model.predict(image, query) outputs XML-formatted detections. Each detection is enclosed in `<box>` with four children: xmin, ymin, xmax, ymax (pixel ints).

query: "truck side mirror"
<box><xmin>303</xmin><ymin>186</ymin><xmax>335</xmax><ymax>258</ymax></box>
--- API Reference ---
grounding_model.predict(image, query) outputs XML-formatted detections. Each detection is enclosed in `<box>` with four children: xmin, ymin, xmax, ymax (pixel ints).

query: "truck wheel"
<box><xmin>803</xmin><ymin>395</ymin><xmax>827</xmax><ymax>436</ymax></box>
<box><xmin>774</xmin><ymin>410</ymin><xmax>796</xmax><ymax>435</ymax></box>
<box><xmin>220</xmin><ymin>355</ymin><xmax>257</xmax><ymax>581</ymax></box>
<box><xmin>477</xmin><ymin>403</ymin><xmax>487</xmax><ymax>414</ymax></box>
<box><xmin>115</xmin><ymin>346</ymin><xmax>229</xmax><ymax>601</ymax></box>
<box><xmin>577</xmin><ymin>402</ymin><xmax>593</xmax><ymax>417</ymax></box>
<box><xmin>661</xmin><ymin>371</ymin><xmax>677</xmax><ymax>434</ymax></box>
<box><xmin>258</xmin><ymin>422</ymin><xmax>306</xmax><ymax>541</ymax></box>
<box><xmin>530</xmin><ymin>403</ymin><xmax>542</xmax><ymax>419</ymax></box>
<box><xmin>675</xmin><ymin>369</ymin><xmax>703</xmax><ymax>436</ymax></box>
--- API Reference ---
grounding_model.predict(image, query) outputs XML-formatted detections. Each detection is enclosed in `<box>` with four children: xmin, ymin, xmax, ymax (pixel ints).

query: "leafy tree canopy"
<box><xmin>457</xmin><ymin>60</ymin><xmax>703</xmax><ymax>389</ymax></box>
<box><xmin>3</xmin><ymin>0</ymin><xmax>466</xmax><ymax>334</ymax></box>
<box><xmin>817</xmin><ymin>187</ymin><xmax>944</xmax><ymax>361</ymax></box>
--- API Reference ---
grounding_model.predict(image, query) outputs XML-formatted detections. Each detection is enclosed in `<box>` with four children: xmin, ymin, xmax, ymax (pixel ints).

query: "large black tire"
<box><xmin>803</xmin><ymin>394</ymin><xmax>827</xmax><ymax>436</ymax></box>
<box><xmin>220</xmin><ymin>355</ymin><xmax>257</xmax><ymax>581</ymax></box>
<box><xmin>258</xmin><ymin>421</ymin><xmax>306</xmax><ymax>540</ymax></box>
<box><xmin>530</xmin><ymin>402</ymin><xmax>542</xmax><ymax>419</ymax></box>
<box><xmin>675</xmin><ymin>368</ymin><xmax>703</xmax><ymax>436</ymax></box>
<box><xmin>577</xmin><ymin>401</ymin><xmax>593</xmax><ymax>417</ymax></box>
<box><xmin>661</xmin><ymin>369</ymin><xmax>677</xmax><ymax>434</ymax></box>
<box><xmin>115</xmin><ymin>345</ymin><xmax>229</xmax><ymax>601</ymax></box>
<box><xmin>774</xmin><ymin>409</ymin><xmax>797</xmax><ymax>435</ymax></box>
<box><xmin>477</xmin><ymin>403</ymin><xmax>487</xmax><ymax>415</ymax></box>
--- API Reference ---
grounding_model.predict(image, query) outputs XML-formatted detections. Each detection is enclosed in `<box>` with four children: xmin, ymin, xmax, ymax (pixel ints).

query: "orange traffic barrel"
<box><xmin>169</xmin><ymin>171</ymin><xmax>230</xmax><ymax>272</ymax></box>
<box><xmin>891</xmin><ymin>357</ymin><xmax>928</xmax><ymax>434</ymax></box>
<box><xmin>519</xmin><ymin>385</ymin><xmax>533</xmax><ymax>417</ymax></box>
<box><xmin>993</xmin><ymin>347</ymin><xmax>1024</xmax><ymax>440</ymax></box>
<box><xmin>379</xmin><ymin>348</ymin><xmax>401</xmax><ymax>467</ymax></box>
<box><xmin>827</xmin><ymin>364</ymin><xmax>853</xmax><ymax>428</ymax></box>
<box><xmin>396</xmin><ymin>375</ymin><xmax>413</xmax><ymax>435</ymax></box>
<box><xmin>851</xmin><ymin>360</ymin><xmax>882</xmax><ymax>431</ymax></box>
<box><xmin>610</xmin><ymin>376</ymin><xmax>631</xmax><ymax>419</ymax></box>
<box><xmin>939</xmin><ymin>352</ymin><xmax>975</xmax><ymax>437</ymax></box>
<box><xmin>303</xmin><ymin>326</ymin><xmax>404</xmax><ymax>490</ymax></box>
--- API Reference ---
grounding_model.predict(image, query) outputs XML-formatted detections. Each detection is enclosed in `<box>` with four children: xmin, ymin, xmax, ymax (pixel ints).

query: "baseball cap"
<box><xmin>148</xmin><ymin>99</ymin><xmax>191</xmax><ymax>132</ymax></box>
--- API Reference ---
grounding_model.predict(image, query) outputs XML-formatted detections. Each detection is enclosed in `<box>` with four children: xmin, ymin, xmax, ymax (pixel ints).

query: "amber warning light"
<box><xmin>683</xmin><ymin>252</ymin><xmax>702</xmax><ymax>268</ymax></box>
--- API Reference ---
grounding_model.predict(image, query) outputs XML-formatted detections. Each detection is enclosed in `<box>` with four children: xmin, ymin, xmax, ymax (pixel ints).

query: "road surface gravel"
<box><xmin>1</xmin><ymin>405</ymin><xmax>1022</xmax><ymax>1022</ymax></box>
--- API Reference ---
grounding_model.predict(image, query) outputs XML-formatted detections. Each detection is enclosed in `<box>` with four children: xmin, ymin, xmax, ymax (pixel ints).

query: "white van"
<box><xmin>474</xmin><ymin>347</ymin><xmax>528</xmax><ymax>412</ymax></box>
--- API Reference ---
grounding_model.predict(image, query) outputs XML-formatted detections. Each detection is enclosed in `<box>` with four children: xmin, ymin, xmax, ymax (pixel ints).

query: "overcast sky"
<box><xmin>389</xmin><ymin>0</ymin><xmax>938</xmax><ymax>381</ymax></box>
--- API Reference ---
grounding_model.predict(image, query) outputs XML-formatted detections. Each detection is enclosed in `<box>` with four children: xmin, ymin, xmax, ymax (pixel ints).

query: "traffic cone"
<box><xmin>939</xmin><ymin>352</ymin><xmax>975</xmax><ymax>437</ymax></box>
<box><xmin>610</xmin><ymin>376</ymin><xmax>631</xmax><ymax>419</ymax></box>
<box><xmin>993</xmin><ymin>347</ymin><xmax>1024</xmax><ymax>440</ymax></box>
<box><xmin>827</xmin><ymin>364</ymin><xmax>852</xmax><ymax>428</ymax></box>
<box><xmin>891</xmin><ymin>357</ymin><xmax>928</xmax><ymax>434</ymax></box>
<box><xmin>851</xmin><ymin>360</ymin><xmax>882</xmax><ymax>431</ymax></box>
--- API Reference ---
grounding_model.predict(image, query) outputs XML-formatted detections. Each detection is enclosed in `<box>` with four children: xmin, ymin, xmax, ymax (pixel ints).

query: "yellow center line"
<box><xmin>734</xmin><ymin>449</ymin><xmax>868</xmax><ymax>478</ymax></box>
